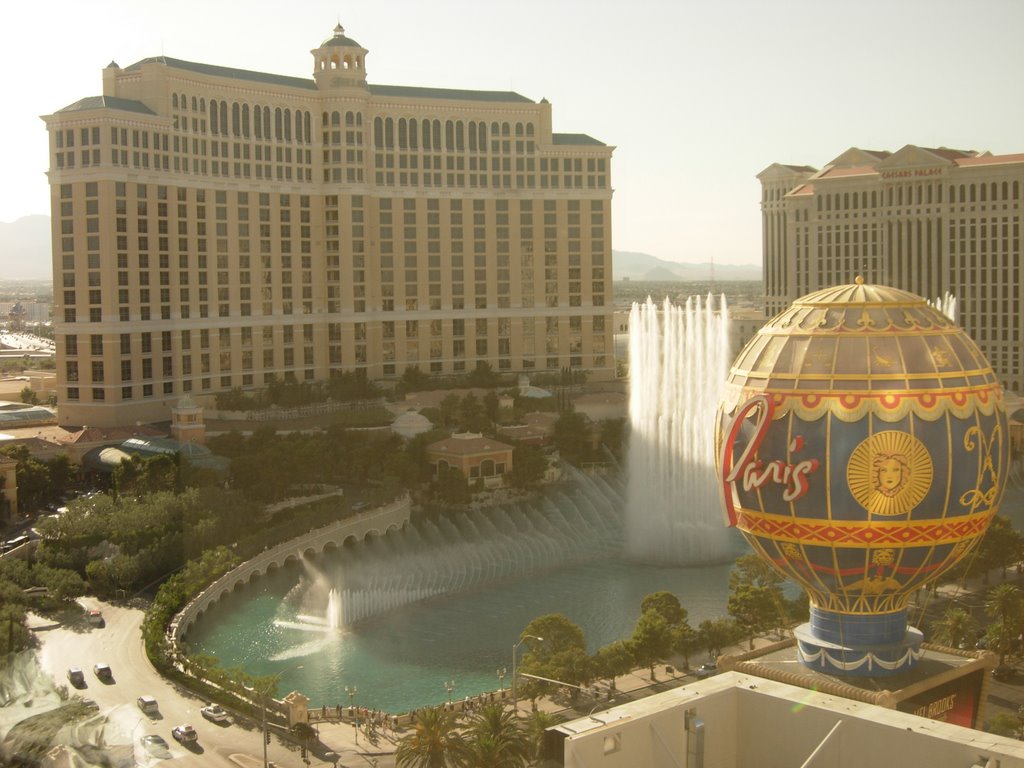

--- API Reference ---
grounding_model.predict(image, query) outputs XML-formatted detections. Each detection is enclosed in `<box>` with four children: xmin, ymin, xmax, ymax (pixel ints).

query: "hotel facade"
<box><xmin>43</xmin><ymin>25</ymin><xmax>614</xmax><ymax>427</ymax></box>
<box><xmin>759</xmin><ymin>145</ymin><xmax>1024</xmax><ymax>394</ymax></box>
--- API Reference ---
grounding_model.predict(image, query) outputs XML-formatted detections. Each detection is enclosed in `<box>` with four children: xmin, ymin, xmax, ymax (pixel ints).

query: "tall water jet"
<box><xmin>626</xmin><ymin>295</ymin><xmax>736</xmax><ymax>565</ymax></box>
<box><xmin>929</xmin><ymin>291</ymin><xmax>958</xmax><ymax>322</ymax></box>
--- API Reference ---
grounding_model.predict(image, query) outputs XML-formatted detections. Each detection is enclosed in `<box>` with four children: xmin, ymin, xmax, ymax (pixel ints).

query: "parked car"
<box><xmin>140</xmin><ymin>734</ymin><xmax>171</xmax><ymax>758</ymax></box>
<box><xmin>87</xmin><ymin>610</ymin><xmax>105</xmax><ymax>627</ymax></box>
<box><xmin>93</xmin><ymin>663</ymin><xmax>113</xmax><ymax>681</ymax></box>
<box><xmin>172</xmin><ymin>724</ymin><xmax>198</xmax><ymax>744</ymax></box>
<box><xmin>137</xmin><ymin>695</ymin><xmax>159</xmax><ymax>715</ymax></box>
<box><xmin>67</xmin><ymin>668</ymin><xmax>85</xmax><ymax>687</ymax></box>
<box><xmin>201</xmin><ymin>704</ymin><xmax>229</xmax><ymax>723</ymax></box>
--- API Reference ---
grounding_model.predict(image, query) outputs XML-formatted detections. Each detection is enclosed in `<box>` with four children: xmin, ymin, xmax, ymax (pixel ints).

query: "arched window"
<box><xmin>979</xmin><ymin>184</ymin><xmax>986</xmax><ymax>202</ymax></box>
<box><xmin>526</xmin><ymin>123</ymin><xmax>534</xmax><ymax>137</ymax></box>
<box><xmin>478</xmin><ymin>122</ymin><xmax>487</xmax><ymax>149</ymax></box>
<box><xmin>455</xmin><ymin>121</ymin><xmax>464</xmax><ymax>151</ymax></box>
<box><xmin>220</xmin><ymin>102</ymin><xmax>228</xmax><ymax>135</ymax></box>
<box><xmin>275</xmin><ymin>108</ymin><xmax>283</xmax><ymax>141</ymax></box>
<box><xmin>199</xmin><ymin>97</ymin><xmax>205</xmax><ymax>112</ymax></box>
<box><xmin>409</xmin><ymin>118</ymin><xmax>418</xmax><ymax>150</ymax></box>
<box><xmin>232</xmin><ymin>103</ymin><xmax>240</xmax><ymax>137</ymax></box>
<box><xmin>304</xmin><ymin>112</ymin><xmax>311</xmax><ymax>144</ymax></box>
<box><xmin>969</xmin><ymin>184</ymin><xmax>976</xmax><ymax>203</ymax></box>
<box><xmin>294</xmin><ymin>109</ymin><xmax>302</xmax><ymax>143</ymax></box>
<box><xmin>172</xmin><ymin>93</ymin><xmax>178</xmax><ymax>109</ymax></box>
<box><xmin>480</xmin><ymin>459</ymin><xmax>495</xmax><ymax>476</ymax></box>
<box><xmin>515</xmin><ymin>122</ymin><xmax>523</xmax><ymax>136</ymax></box>
<box><xmin>468</xmin><ymin>121</ymin><xmax>477</xmax><ymax>151</ymax></box>
<box><xmin>1002</xmin><ymin>181</ymin><xmax>1009</xmax><ymax>200</ymax></box>
<box><xmin>422</xmin><ymin>119</ymin><xmax>431</xmax><ymax>150</ymax></box>
<box><xmin>254</xmin><ymin>105</ymin><xmax>263</xmax><ymax>139</ymax></box>
<box><xmin>284</xmin><ymin>109</ymin><xmax>292</xmax><ymax>141</ymax></box>
<box><xmin>344</xmin><ymin>111</ymin><xmax>352</xmax><ymax>126</ymax></box>
<box><xmin>398</xmin><ymin>118</ymin><xmax>408</xmax><ymax>149</ymax></box>
<box><xmin>242</xmin><ymin>104</ymin><xmax>250</xmax><ymax>137</ymax></box>
<box><xmin>209</xmin><ymin>100</ymin><xmax>219</xmax><ymax>134</ymax></box>
<box><xmin>432</xmin><ymin>119</ymin><xmax>441</xmax><ymax>150</ymax></box>
<box><xmin>385</xmin><ymin>118</ymin><xmax>394</xmax><ymax>149</ymax></box>
<box><xmin>263</xmin><ymin>107</ymin><xmax>271</xmax><ymax>138</ymax></box>
<box><xmin>501</xmin><ymin>122</ymin><xmax>510</xmax><ymax>137</ymax></box>
<box><xmin>374</xmin><ymin>117</ymin><xmax>383</xmax><ymax>147</ymax></box>
<box><xmin>356</xmin><ymin>112</ymin><xmax>363</xmax><ymax>127</ymax></box>
<box><xmin>445</xmin><ymin>120</ymin><xmax>454</xmax><ymax>151</ymax></box>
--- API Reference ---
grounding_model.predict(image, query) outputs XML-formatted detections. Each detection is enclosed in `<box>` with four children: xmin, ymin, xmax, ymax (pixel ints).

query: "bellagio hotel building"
<box><xmin>759</xmin><ymin>145</ymin><xmax>1024</xmax><ymax>394</ymax></box>
<box><xmin>43</xmin><ymin>24</ymin><xmax>614</xmax><ymax>427</ymax></box>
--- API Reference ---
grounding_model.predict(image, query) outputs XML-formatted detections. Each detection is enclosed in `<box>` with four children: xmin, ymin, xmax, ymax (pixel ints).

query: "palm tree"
<box><xmin>395</xmin><ymin>706</ymin><xmax>466</xmax><ymax>768</ymax></box>
<box><xmin>461</xmin><ymin>702</ymin><xmax>530</xmax><ymax>768</ymax></box>
<box><xmin>524</xmin><ymin>709</ymin><xmax>561</xmax><ymax>766</ymax></box>
<box><xmin>930</xmin><ymin>606</ymin><xmax>977</xmax><ymax>649</ymax></box>
<box><xmin>985</xmin><ymin>584</ymin><xmax>1024</xmax><ymax>665</ymax></box>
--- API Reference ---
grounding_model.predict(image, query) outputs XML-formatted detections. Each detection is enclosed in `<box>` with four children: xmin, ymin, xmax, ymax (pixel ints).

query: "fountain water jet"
<box><xmin>626</xmin><ymin>295</ymin><xmax>737</xmax><ymax>565</ymax></box>
<box><xmin>289</xmin><ymin>473</ymin><xmax>625</xmax><ymax>630</ymax></box>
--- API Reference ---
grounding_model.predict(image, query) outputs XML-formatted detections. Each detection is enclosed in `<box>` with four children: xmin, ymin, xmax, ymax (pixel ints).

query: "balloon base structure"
<box><xmin>794</xmin><ymin>608</ymin><xmax>924</xmax><ymax>676</ymax></box>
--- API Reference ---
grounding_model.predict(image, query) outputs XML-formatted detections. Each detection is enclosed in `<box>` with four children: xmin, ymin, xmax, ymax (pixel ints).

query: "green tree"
<box><xmin>553</xmin><ymin>411</ymin><xmax>592</xmax><ymax>465</ymax></box>
<box><xmin>19</xmin><ymin>386</ymin><xmax>39</xmax><ymax>405</ymax></box>
<box><xmin>591</xmin><ymin>640</ymin><xmax>634</xmax><ymax>692</ymax></box>
<box><xmin>524</xmin><ymin>710</ymin><xmax>561</xmax><ymax>766</ymax></box>
<box><xmin>930</xmin><ymin>606</ymin><xmax>977</xmax><ymax>650</ymax></box>
<box><xmin>395</xmin><ymin>706</ymin><xmax>465</xmax><ymax>768</ymax></box>
<box><xmin>727</xmin><ymin>554</ymin><xmax>786</xmax><ymax>647</ymax></box>
<box><xmin>518</xmin><ymin>615</ymin><xmax>586</xmax><ymax>703</ymax></box>
<box><xmin>640</xmin><ymin>591</ymin><xmax>686</xmax><ymax>628</ymax></box>
<box><xmin>461</xmin><ymin>702</ymin><xmax>530</xmax><ymax>768</ymax></box>
<box><xmin>631</xmin><ymin>611</ymin><xmax>674</xmax><ymax>680</ymax></box>
<box><xmin>697</xmin><ymin>618</ymin><xmax>741</xmax><ymax>660</ymax></box>
<box><xmin>401</xmin><ymin>365</ymin><xmax>431</xmax><ymax>393</ymax></box>
<box><xmin>985</xmin><ymin>584</ymin><xmax>1024</xmax><ymax>665</ymax></box>
<box><xmin>509</xmin><ymin>444</ymin><xmax>547</xmax><ymax>488</ymax></box>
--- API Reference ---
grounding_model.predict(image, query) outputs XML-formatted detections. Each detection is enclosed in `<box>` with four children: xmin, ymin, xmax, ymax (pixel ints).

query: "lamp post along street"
<box><xmin>346</xmin><ymin>685</ymin><xmax>358</xmax><ymax>745</ymax></box>
<box><xmin>259</xmin><ymin>664</ymin><xmax>303</xmax><ymax>768</ymax></box>
<box><xmin>511</xmin><ymin>634</ymin><xmax>543</xmax><ymax>718</ymax></box>
<box><xmin>444</xmin><ymin>680</ymin><xmax>455</xmax><ymax>706</ymax></box>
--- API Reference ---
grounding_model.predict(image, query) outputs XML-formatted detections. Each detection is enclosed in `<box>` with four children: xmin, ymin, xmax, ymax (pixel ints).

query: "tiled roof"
<box><xmin>815</xmin><ymin>165</ymin><xmax>878</xmax><ymax>179</ymax></box>
<box><xmin>56</xmin><ymin>96</ymin><xmax>156</xmax><ymax>115</ymax></box>
<box><xmin>552</xmin><ymin>133</ymin><xmax>606</xmax><ymax>146</ymax></box>
<box><xmin>125</xmin><ymin>56</ymin><xmax>316</xmax><ymax>90</ymax></box>
<box><xmin>123</xmin><ymin>57</ymin><xmax>536</xmax><ymax>103</ymax></box>
<box><xmin>369</xmin><ymin>84</ymin><xmax>533</xmax><ymax>103</ymax></box>
<box><xmin>955</xmin><ymin>152</ymin><xmax>1024</xmax><ymax>168</ymax></box>
<box><xmin>786</xmin><ymin>183</ymin><xmax>814</xmax><ymax>197</ymax></box>
<box><xmin>427</xmin><ymin>433</ymin><xmax>512</xmax><ymax>455</ymax></box>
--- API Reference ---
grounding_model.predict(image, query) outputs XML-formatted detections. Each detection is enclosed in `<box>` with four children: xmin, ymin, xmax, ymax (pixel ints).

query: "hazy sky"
<box><xmin>4</xmin><ymin>0</ymin><xmax>1023</xmax><ymax>265</ymax></box>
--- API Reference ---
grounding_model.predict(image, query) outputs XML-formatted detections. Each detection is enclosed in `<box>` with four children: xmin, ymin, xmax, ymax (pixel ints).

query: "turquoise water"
<box><xmin>186</xmin><ymin>554</ymin><xmax>738</xmax><ymax>713</ymax></box>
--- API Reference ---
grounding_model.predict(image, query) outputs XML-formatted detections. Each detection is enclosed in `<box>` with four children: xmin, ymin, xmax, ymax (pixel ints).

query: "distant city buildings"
<box><xmin>759</xmin><ymin>145</ymin><xmax>1024</xmax><ymax>394</ymax></box>
<box><xmin>43</xmin><ymin>23</ymin><xmax>614</xmax><ymax>427</ymax></box>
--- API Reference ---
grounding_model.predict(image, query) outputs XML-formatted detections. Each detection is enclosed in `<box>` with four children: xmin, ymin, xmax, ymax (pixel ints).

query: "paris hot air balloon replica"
<box><xmin>716</xmin><ymin>279</ymin><xmax>1008</xmax><ymax>676</ymax></box>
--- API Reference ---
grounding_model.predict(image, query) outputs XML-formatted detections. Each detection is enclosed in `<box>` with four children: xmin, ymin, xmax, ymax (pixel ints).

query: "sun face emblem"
<box><xmin>847</xmin><ymin>431</ymin><xmax>933</xmax><ymax>516</ymax></box>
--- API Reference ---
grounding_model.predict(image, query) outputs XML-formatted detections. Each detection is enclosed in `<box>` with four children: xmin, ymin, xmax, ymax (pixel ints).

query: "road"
<box><xmin>31</xmin><ymin>597</ymin><xmax>368</xmax><ymax>768</ymax></box>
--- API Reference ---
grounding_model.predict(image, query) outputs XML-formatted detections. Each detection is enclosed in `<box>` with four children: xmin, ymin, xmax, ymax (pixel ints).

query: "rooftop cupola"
<box><xmin>312</xmin><ymin>23</ymin><xmax>369</xmax><ymax>90</ymax></box>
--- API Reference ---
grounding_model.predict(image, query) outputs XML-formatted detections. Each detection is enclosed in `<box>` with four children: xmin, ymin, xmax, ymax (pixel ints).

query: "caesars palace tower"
<box><xmin>43</xmin><ymin>24</ymin><xmax>614</xmax><ymax>427</ymax></box>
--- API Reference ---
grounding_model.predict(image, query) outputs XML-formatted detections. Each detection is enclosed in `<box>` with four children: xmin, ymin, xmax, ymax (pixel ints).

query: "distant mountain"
<box><xmin>0</xmin><ymin>216</ymin><xmax>51</xmax><ymax>281</ymax></box>
<box><xmin>613</xmin><ymin>250</ymin><xmax>760</xmax><ymax>282</ymax></box>
<box><xmin>0</xmin><ymin>216</ymin><xmax>763</xmax><ymax>284</ymax></box>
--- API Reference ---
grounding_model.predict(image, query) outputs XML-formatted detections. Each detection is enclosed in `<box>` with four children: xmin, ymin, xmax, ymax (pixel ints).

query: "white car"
<box><xmin>201</xmin><ymin>703</ymin><xmax>229</xmax><ymax>723</ymax></box>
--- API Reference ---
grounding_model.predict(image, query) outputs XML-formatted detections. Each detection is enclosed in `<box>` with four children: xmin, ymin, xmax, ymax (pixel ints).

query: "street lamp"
<box><xmin>444</xmin><ymin>679</ymin><xmax>455</xmax><ymax>705</ymax></box>
<box><xmin>511</xmin><ymin>634</ymin><xmax>543</xmax><ymax>718</ymax></box>
<box><xmin>497</xmin><ymin>667</ymin><xmax>506</xmax><ymax>691</ymax></box>
<box><xmin>259</xmin><ymin>664</ymin><xmax>303</xmax><ymax>768</ymax></box>
<box><xmin>346</xmin><ymin>685</ymin><xmax>358</xmax><ymax>745</ymax></box>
